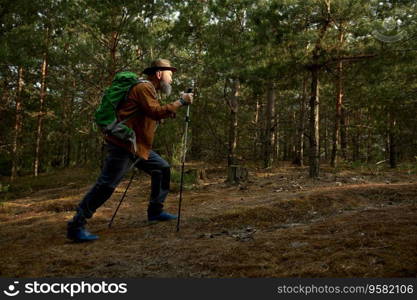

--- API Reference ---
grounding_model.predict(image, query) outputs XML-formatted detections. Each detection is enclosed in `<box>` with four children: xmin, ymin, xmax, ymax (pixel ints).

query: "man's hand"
<box><xmin>180</xmin><ymin>92</ymin><xmax>193</xmax><ymax>105</ymax></box>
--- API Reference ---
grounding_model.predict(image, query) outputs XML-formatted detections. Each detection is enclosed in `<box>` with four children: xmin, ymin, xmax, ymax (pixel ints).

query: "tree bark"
<box><xmin>227</xmin><ymin>78</ymin><xmax>240</xmax><ymax>167</ymax></box>
<box><xmin>331</xmin><ymin>59</ymin><xmax>343</xmax><ymax>167</ymax></box>
<box><xmin>388</xmin><ymin>113</ymin><xmax>397</xmax><ymax>168</ymax></box>
<box><xmin>34</xmin><ymin>48</ymin><xmax>49</xmax><ymax>176</ymax></box>
<box><xmin>352</xmin><ymin>129</ymin><xmax>360</xmax><ymax>162</ymax></box>
<box><xmin>307</xmin><ymin>3</ymin><xmax>330</xmax><ymax>177</ymax></box>
<box><xmin>340</xmin><ymin>104</ymin><xmax>348</xmax><ymax>159</ymax></box>
<box><xmin>108</xmin><ymin>9</ymin><xmax>127</xmax><ymax>79</ymax></box>
<box><xmin>263</xmin><ymin>81</ymin><xmax>276</xmax><ymax>168</ymax></box>
<box><xmin>324</xmin><ymin>111</ymin><xmax>328</xmax><ymax>161</ymax></box>
<box><xmin>109</xmin><ymin>30</ymin><xmax>119</xmax><ymax>78</ymax></box>
<box><xmin>290</xmin><ymin>110</ymin><xmax>296</xmax><ymax>161</ymax></box>
<box><xmin>331</xmin><ymin>29</ymin><xmax>345</xmax><ymax>168</ymax></box>
<box><xmin>309</xmin><ymin>66</ymin><xmax>320</xmax><ymax>178</ymax></box>
<box><xmin>366</xmin><ymin>113</ymin><xmax>372</xmax><ymax>163</ymax></box>
<box><xmin>253</xmin><ymin>96</ymin><xmax>260</xmax><ymax>159</ymax></box>
<box><xmin>11</xmin><ymin>67</ymin><xmax>25</xmax><ymax>181</ymax></box>
<box><xmin>62</xmin><ymin>78</ymin><xmax>76</xmax><ymax>167</ymax></box>
<box><xmin>352</xmin><ymin>111</ymin><xmax>361</xmax><ymax>162</ymax></box>
<box><xmin>273</xmin><ymin>105</ymin><xmax>279</xmax><ymax>161</ymax></box>
<box><xmin>295</xmin><ymin>75</ymin><xmax>307</xmax><ymax>166</ymax></box>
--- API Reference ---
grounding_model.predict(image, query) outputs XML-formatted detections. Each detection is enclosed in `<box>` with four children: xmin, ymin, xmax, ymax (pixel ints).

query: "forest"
<box><xmin>0</xmin><ymin>0</ymin><xmax>416</xmax><ymax>278</ymax></box>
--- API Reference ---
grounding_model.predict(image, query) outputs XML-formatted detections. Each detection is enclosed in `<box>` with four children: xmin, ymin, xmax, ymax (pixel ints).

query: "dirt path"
<box><xmin>0</xmin><ymin>167</ymin><xmax>416</xmax><ymax>277</ymax></box>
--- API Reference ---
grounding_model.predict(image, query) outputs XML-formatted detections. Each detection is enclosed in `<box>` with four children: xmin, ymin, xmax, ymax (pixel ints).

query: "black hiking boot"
<box><xmin>147</xmin><ymin>203</ymin><xmax>177</xmax><ymax>222</ymax></box>
<box><xmin>67</xmin><ymin>227</ymin><xmax>99</xmax><ymax>242</ymax></box>
<box><xmin>67</xmin><ymin>211</ymin><xmax>98</xmax><ymax>242</ymax></box>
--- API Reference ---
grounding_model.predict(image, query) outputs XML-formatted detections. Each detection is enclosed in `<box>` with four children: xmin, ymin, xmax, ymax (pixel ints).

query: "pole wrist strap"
<box><xmin>179</xmin><ymin>97</ymin><xmax>189</xmax><ymax>106</ymax></box>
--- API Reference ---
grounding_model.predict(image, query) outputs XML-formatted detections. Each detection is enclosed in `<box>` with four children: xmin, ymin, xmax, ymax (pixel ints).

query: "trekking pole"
<box><xmin>108</xmin><ymin>158</ymin><xmax>141</xmax><ymax>228</ymax></box>
<box><xmin>176</xmin><ymin>88</ymin><xmax>193</xmax><ymax>232</ymax></box>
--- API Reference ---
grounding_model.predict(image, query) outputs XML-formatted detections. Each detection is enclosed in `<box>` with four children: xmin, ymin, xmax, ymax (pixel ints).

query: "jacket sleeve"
<box><xmin>130</xmin><ymin>83</ymin><xmax>178</xmax><ymax>120</ymax></box>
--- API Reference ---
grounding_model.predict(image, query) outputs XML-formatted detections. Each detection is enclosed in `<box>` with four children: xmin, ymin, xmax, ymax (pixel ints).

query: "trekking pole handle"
<box><xmin>185</xmin><ymin>88</ymin><xmax>192</xmax><ymax>121</ymax></box>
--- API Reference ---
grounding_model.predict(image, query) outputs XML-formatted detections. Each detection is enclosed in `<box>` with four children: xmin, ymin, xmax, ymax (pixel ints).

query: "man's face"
<box><xmin>159</xmin><ymin>70</ymin><xmax>173</xmax><ymax>95</ymax></box>
<box><xmin>161</xmin><ymin>70</ymin><xmax>173</xmax><ymax>84</ymax></box>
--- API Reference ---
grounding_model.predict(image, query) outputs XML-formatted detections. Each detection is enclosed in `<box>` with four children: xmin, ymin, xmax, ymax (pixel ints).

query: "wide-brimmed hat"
<box><xmin>142</xmin><ymin>59</ymin><xmax>177</xmax><ymax>75</ymax></box>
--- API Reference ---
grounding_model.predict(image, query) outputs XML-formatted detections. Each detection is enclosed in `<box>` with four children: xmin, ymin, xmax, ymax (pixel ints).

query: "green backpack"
<box><xmin>94</xmin><ymin>71</ymin><xmax>148</xmax><ymax>151</ymax></box>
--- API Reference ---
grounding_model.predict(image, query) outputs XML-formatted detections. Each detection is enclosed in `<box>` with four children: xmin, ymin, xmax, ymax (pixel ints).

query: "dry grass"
<box><xmin>0</xmin><ymin>165</ymin><xmax>416</xmax><ymax>277</ymax></box>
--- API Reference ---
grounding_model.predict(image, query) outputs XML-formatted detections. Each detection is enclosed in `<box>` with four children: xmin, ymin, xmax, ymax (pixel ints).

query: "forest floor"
<box><xmin>0</xmin><ymin>163</ymin><xmax>416</xmax><ymax>277</ymax></box>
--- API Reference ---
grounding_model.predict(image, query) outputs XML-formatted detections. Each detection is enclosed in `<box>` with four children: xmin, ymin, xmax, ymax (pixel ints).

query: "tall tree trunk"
<box><xmin>323</xmin><ymin>110</ymin><xmax>328</xmax><ymax>161</ymax></box>
<box><xmin>263</xmin><ymin>81</ymin><xmax>276</xmax><ymax>168</ymax></box>
<box><xmin>331</xmin><ymin>29</ymin><xmax>345</xmax><ymax>168</ymax></box>
<box><xmin>388</xmin><ymin>112</ymin><xmax>397</xmax><ymax>168</ymax></box>
<box><xmin>290</xmin><ymin>110</ymin><xmax>296</xmax><ymax>161</ymax></box>
<box><xmin>108</xmin><ymin>9</ymin><xmax>126</xmax><ymax>79</ymax></box>
<box><xmin>227</xmin><ymin>78</ymin><xmax>240</xmax><ymax>167</ymax></box>
<box><xmin>309</xmin><ymin>66</ymin><xmax>320</xmax><ymax>178</ymax></box>
<box><xmin>62</xmin><ymin>78</ymin><xmax>76</xmax><ymax>167</ymax></box>
<box><xmin>353</xmin><ymin>110</ymin><xmax>362</xmax><ymax>162</ymax></box>
<box><xmin>340</xmin><ymin>105</ymin><xmax>348</xmax><ymax>159</ymax></box>
<box><xmin>11</xmin><ymin>67</ymin><xmax>25</xmax><ymax>181</ymax></box>
<box><xmin>34</xmin><ymin>49</ymin><xmax>49</xmax><ymax>176</ymax></box>
<box><xmin>366</xmin><ymin>113</ymin><xmax>372</xmax><ymax>163</ymax></box>
<box><xmin>307</xmin><ymin>3</ymin><xmax>329</xmax><ymax>177</ymax></box>
<box><xmin>331</xmin><ymin>59</ymin><xmax>343</xmax><ymax>167</ymax></box>
<box><xmin>352</xmin><ymin>128</ymin><xmax>360</xmax><ymax>162</ymax></box>
<box><xmin>253</xmin><ymin>96</ymin><xmax>260</xmax><ymax>159</ymax></box>
<box><xmin>109</xmin><ymin>31</ymin><xmax>119</xmax><ymax>78</ymax></box>
<box><xmin>296</xmin><ymin>75</ymin><xmax>307</xmax><ymax>166</ymax></box>
<box><xmin>273</xmin><ymin>105</ymin><xmax>279</xmax><ymax>161</ymax></box>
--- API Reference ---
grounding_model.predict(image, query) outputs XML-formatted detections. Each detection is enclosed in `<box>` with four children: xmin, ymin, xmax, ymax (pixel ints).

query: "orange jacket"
<box><xmin>105</xmin><ymin>81</ymin><xmax>178</xmax><ymax>159</ymax></box>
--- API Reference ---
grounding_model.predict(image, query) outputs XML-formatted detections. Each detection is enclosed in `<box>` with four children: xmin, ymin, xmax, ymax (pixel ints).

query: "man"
<box><xmin>67</xmin><ymin>59</ymin><xmax>193</xmax><ymax>242</ymax></box>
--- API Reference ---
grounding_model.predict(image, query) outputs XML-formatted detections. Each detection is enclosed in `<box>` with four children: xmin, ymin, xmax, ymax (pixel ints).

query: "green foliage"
<box><xmin>1</xmin><ymin>0</ymin><xmax>416</xmax><ymax>181</ymax></box>
<box><xmin>0</xmin><ymin>183</ymin><xmax>10</xmax><ymax>193</ymax></box>
<box><xmin>0</xmin><ymin>167</ymin><xmax>99</xmax><ymax>201</ymax></box>
<box><xmin>170</xmin><ymin>168</ymin><xmax>198</xmax><ymax>192</ymax></box>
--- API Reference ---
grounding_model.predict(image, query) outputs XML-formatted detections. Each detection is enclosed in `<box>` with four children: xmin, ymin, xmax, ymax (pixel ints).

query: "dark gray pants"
<box><xmin>69</xmin><ymin>143</ymin><xmax>170</xmax><ymax>228</ymax></box>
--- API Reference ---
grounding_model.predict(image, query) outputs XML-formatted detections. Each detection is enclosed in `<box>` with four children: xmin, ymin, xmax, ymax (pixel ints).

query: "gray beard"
<box><xmin>160</xmin><ymin>81</ymin><xmax>172</xmax><ymax>96</ymax></box>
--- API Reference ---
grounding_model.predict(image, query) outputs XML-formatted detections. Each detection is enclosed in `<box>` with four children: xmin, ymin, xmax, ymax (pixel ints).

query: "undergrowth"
<box><xmin>0</xmin><ymin>167</ymin><xmax>99</xmax><ymax>201</ymax></box>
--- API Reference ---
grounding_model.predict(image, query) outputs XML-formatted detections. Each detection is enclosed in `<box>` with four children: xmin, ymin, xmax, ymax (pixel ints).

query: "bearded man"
<box><xmin>67</xmin><ymin>59</ymin><xmax>193</xmax><ymax>242</ymax></box>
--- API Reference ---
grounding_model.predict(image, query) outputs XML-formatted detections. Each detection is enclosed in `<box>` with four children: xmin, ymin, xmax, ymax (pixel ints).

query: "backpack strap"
<box><xmin>124</xmin><ymin>79</ymin><xmax>150</xmax><ymax>101</ymax></box>
<box><xmin>113</xmin><ymin>79</ymin><xmax>150</xmax><ymax>130</ymax></box>
<box><xmin>116</xmin><ymin>79</ymin><xmax>150</xmax><ymax>111</ymax></box>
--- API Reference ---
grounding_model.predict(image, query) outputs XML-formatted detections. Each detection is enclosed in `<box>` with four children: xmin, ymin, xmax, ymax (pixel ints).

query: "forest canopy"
<box><xmin>1</xmin><ymin>0</ymin><xmax>416</xmax><ymax>180</ymax></box>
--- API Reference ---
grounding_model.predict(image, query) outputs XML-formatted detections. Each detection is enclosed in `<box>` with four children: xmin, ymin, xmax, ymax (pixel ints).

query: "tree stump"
<box><xmin>226</xmin><ymin>165</ymin><xmax>248</xmax><ymax>184</ymax></box>
<box><xmin>185</xmin><ymin>168</ymin><xmax>206</xmax><ymax>184</ymax></box>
